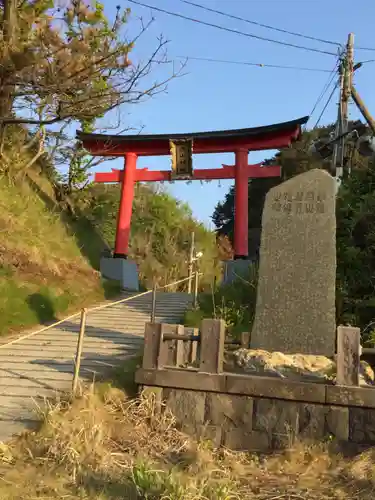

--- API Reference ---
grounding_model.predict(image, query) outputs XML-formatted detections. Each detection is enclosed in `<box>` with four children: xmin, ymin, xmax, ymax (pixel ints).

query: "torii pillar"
<box><xmin>77</xmin><ymin>115</ymin><xmax>308</xmax><ymax>290</ymax></box>
<box><xmin>234</xmin><ymin>149</ymin><xmax>251</xmax><ymax>259</ymax></box>
<box><xmin>113</xmin><ymin>153</ymin><xmax>137</xmax><ymax>259</ymax></box>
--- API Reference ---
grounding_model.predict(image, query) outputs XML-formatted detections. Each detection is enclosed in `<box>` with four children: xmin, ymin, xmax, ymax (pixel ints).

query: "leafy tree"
<box><xmin>0</xmin><ymin>1</ymin><xmax>180</xmax><ymax>184</ymax></box>
<box><xmin>82</xmin><ymin>183</ymin><xmax>221</xmax><ymax>290</ymax></box>
<box><xmin>0</xmin><ymin>1</ymin><xmax>173</xmax><ymax>126</ymax></box>
<box><xmin>212</xmin><ymin>127</ymin><xmax>333</xmax><ymax>255</ymax></box>
<box><xmin>336</xmin><ymin>160</ymin><xmax>375</xmax><ymax>337</ymax></box>
<box><xmin>212</xmin><ymin>123</ymin><xmax>375</xmax><ymax>334</ymax></box>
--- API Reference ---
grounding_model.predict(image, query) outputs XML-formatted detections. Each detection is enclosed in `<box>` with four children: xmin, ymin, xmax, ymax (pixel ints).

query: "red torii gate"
<box><xmin>77</xmin><ymin>116</ymin><xmax>307</xmax><ymax>260</ymax></box>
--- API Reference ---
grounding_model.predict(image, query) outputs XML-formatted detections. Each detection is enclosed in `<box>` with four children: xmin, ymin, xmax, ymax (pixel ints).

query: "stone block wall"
<box><xmin>145</xmin><ymin>387</ymin><xmax>362</xmax><ymax>452</ymax></box>
<box><xmin>136</xmin><ymin>320</ymin><xmax>375</xmax><ymax>452</ymax></box>
<box><xmin>136</xmin><ymin>369</ymin><xmax>375</xmax><ymax>452</ymax></box>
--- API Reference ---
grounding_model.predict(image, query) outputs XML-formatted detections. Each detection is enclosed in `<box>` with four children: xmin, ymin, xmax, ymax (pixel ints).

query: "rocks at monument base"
<box><xmin>251</xmin><ymin>169</ymin><xmax>336</xmax><ymax>356</ymax></box>
<box><xmin>227</xmin><ymin>348</ymin><xmax>375</xmax><ymax>386</ymax></box>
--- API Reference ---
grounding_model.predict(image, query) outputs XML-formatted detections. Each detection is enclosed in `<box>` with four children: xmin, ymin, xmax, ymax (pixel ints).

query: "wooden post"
<box><xmin>193</xmin><ymin>270</ymin><xmax>199</xmax><ymax>309</ymax></box>
<box><xmin>72</xmin><ymin>308</ymin><xmax>87</xmax><ymax>396</ymax></box>
<box><xmin>240</xmin><ymin>332</ymin><xmax>250</xmax><ymax>348</ymax></box>
<box><xmin>142</xmin><ymin>322</ymin><xmax>162</xmax><ymax>370</ymax></box>
<box><xmin>336</xmin><ymin>326</ymin><xmax>361</xmax><ymax>386</ymax></box>
<box><xmin>151</xmin><ymin>283</ymin><xmax>157</xmax><ymax>323</ymax></box>
<box><xmin>175</xmin><ymin>324</ymin><xmax>185</xmax><ymax>367</ymax></box>
<box><xmin>189</xmin><ymin>327</ymin><xmax>199</xmax><ymax>364</ymax></box>
<box><xmin>159</xmin><ymin>323</ymin><xmax>181</xmax><ymax>368</ymax></box>
<box><xmin>187</xmin><ymin>231</ymin><xmax>195</xmax><ymax>294</ymax></box>
<box><xmin>199</xmin><ymin>319</ymin><xmax>225</xmax><ymax>374</ymax></box>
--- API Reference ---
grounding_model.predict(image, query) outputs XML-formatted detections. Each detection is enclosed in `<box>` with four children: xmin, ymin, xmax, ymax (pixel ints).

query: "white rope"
<box><xmin>0</xmin><ymin>274</ymin><xmax>201</xmax><ymax>349</ymax></box>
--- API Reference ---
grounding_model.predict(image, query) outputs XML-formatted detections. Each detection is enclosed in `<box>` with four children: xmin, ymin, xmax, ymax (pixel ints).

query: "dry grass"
<box><xmin>0</xmin><ymin>386</ymin><xmax>374</xmax><ymax>499</ymax></box>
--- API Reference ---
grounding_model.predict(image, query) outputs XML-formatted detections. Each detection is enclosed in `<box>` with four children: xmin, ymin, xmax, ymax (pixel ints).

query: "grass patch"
<box><xmin>0</xmin><ymin>385</ymin><xmax>374</xmax><ymax>499</ymax></box>
<box><xmin>0</xmin><ymin>175</ymin><xmax>120</xmax><ymax>336</ymax></box>
<box><xmin>184</xmin><ymin>265</ymin><xmax>258</xmax><ymax>338</ymax></box>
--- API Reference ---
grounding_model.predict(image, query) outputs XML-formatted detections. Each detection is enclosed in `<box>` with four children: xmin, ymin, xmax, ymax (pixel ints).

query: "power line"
<box><xmin>180</xmin><ymin>0</ymin><xmax>341</xmax><ymax>48</ymax></box>
<box><xmin>181</xmin><ymin>0</ymin><xmax>375</xmax><ymax>54</ymax></box>
<box><xmin>357</xmin><ymin>46</ymin><xmax>375</xmax><ymax>52</ymax></box>
<box><xmin>312</xmin><ymin>80</ymin><xmax>338</xmax><ymax>129</ymax></box>
<box><xmin>128</xmin><ymin>0</ymin><xmax>337</xmax><ymax>56</ymax></box>
<box><xmin>176</xmin><ymin>55</ymin><xmax>333</xmax><ymax>72</ymax></box>
<box><xmin>306</xmin><ymin>59</ymin><xmax>340</xmax><ymax>126</ymax></box>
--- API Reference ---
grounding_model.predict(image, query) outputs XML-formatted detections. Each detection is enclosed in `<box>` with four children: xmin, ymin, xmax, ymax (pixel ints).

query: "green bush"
<box><xmin>336</xmin><ymin>161</ymin><xmax>375</xmax><ymax>341</ymax></box>
<box><xmin>184</xmin><ymin>263</ymin><xmax>258</xmax><ymax>338</ymax></box>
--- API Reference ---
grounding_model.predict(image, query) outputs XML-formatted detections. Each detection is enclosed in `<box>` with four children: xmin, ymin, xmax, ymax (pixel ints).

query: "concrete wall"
<box><xmin>136</xmin><ymin>369</ymin><xmax>375</xmax><ymax>452</ymax></box>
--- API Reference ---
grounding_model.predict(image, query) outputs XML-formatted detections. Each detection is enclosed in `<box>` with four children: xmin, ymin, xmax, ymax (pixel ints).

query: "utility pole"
<box><xmin>343</xmin><ymin>33</ymin><xmax>354</xmax><ymax>178</ymax></box>
<box><xmin>332</xmin><ymin>33</ymin><xmax>354</xmax><ymax>185</ymax></box>
<box><xmin>331</xmin><ymin>60</ymin><xmax>345</xmax><ymax>182</ymax></box>
<box><xmin>187</xmin><ymin>231</ymin><xmax>195</xmax><ymax>294</ymax></box>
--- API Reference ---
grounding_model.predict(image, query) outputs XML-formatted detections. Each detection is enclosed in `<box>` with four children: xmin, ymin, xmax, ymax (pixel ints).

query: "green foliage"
<box><xmin>212</xmin><ymin>126</ymin><xmax>333</xmax><ymax>247</ymax></box>
<box><xmin>3</xmin><ymin>0</ymin><xmax>136</xmax><ymax>123</ymax></box>
<box><xmin>84</xmin><ymin>183</ymin><xmax>221</xmax><ymax>289</ymax></box>
<box><xmin>336</xmin><ymin>161</ymin><xmax>375</xmax><ymax>339</ymax></box>
<box><xmin>184</xmin><ymin>264</ymin><xmax>258</xmax><ymax>338</ymax></box>
<box><xmin>65</xmin><ymin>118</ymin><xmax>97</xmax><ymax>192</ymax></box>
<box><xmin>213</xmin><ymin>124</ymin><xmax>375</xmax><ymax>339</ymax></box>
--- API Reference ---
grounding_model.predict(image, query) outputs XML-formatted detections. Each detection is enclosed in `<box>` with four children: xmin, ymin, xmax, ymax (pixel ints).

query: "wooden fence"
<box><xmin>142</xmin><ymin>319</ymin><xmax>250</xmax><ymax>373</ymax></box>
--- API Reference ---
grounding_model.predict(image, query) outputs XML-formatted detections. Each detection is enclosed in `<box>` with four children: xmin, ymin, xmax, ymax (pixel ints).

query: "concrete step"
<box><xmin>0</xmin><ymin>290</ymin><xmax>192</xmax><ymax>443</ymax></box>
<box><xmin>88</xmin><ymin>312</ymin><xmax>187</xmax><ymax>318</ymax></box>
<box><xmin>1</xmin><ymin>344</ymin><xmax>142</xmax><ymax>355</ymax></box>
<box><xmin>15</xmin><ymin>337</ymin><xmax>144</xmax><ymax>347</ymax></box>
<box><xmin>0</xmin><ymin>386</ymin><xmax>62</xmax><ymax>398</ymax></box>
<box><xmin>0</xmin><ymin>356</ymin><xmax>137</xmax><ymax>373</ymax></box>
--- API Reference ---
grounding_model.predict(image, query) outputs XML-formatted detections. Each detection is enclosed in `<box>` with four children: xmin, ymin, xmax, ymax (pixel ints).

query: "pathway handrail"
<box><xmin>0</xmin><ymin>273</ymin><xmax>202</xmax><ymax>349</ymax></box>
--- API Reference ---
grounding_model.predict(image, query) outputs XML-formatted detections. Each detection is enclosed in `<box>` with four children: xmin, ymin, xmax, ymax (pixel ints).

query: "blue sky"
<box><xmin>95</xmin><ymin>0</ymin><xmax>375</xmax><ymax>227</ymax></box>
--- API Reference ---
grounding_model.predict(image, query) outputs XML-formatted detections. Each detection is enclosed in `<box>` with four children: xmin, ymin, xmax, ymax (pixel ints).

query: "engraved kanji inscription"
<box><xmin>305</xmin><ymin>203</ymin><xmax>315</xmax><ymax>214</ymax></box>
<box><xmin>271</xmin><ymin>190</ymin><xmax>326</xmax><ymax>215</ymax></box>
<box><xmin>283</xmin><ymin>202</ymin><xmax>292</xmax><ymax>213</ymax></box>
<box><xmin>295</xmin><ymin>202</ymin><xmax>303</xmax><ymax>214</ymax></box>
<box><xmin>283</xmin><ymin>192</ymin><xmax>293</xmax><ymax>202</ymax></box>
<box><xmin>305</xmin><ymin>191</ymin><xmax>315</xmax><ymax>202</ymax></box>
<box><xmin>316</xmin><ymin>202</ymin><xmax>325</xmax><ymax>214</ymax></box>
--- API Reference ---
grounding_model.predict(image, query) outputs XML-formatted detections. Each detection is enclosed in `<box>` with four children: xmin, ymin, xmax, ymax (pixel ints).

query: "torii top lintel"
<box><xmin>77</xmin><ymin>116</ymin><xmax>308</xmax><ymax>157</ymax></box>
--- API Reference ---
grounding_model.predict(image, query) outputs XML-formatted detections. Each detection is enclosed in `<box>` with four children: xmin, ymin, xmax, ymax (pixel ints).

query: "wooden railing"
<box><xmin>141</xmin><ymin>319</ymin><xmax>249</xmax><ymax>373</ymax></box>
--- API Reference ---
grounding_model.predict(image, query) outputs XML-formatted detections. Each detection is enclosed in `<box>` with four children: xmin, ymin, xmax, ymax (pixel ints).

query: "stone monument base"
<box><xmin>222</xmin><ymin>259</ymin><xmax>252</xmax><ymax>285</ymax></box>
<box><xmin>100</xmin><ymin>257</ymin><xmax>139</xmax><ymax>291</ymax></box>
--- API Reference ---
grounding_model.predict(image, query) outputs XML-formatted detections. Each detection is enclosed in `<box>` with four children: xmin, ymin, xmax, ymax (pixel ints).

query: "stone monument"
<box><xmin>250</xmin><ymin>169</ymin><xmax>336</xmax><ymax>356</ymax></box>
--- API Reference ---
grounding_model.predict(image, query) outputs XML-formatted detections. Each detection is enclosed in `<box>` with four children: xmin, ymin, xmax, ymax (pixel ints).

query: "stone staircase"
<box><xmin>0</xmin><ymin>291</ymin><xmax>193</xmax><ymax>442</ymax></box>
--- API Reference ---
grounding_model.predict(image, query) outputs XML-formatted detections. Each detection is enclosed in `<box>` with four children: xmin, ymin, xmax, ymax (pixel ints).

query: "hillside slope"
<box><xmin>86</xmin><ymin>183</ymin><xmax>221</xmax><ymax>290</ymax></box>
<box><xmin>0</xmin><ymin>172</ymin><xmax>114</xmax><ymax>336</ymax></box>
<box><xmin>0</xmin><ymin>170</ymin><xmax>221</xmax><ymax>336</ymax></box>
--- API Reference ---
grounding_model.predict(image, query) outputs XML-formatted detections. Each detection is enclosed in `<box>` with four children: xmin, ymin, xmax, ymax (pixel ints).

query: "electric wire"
<box><xmin>180</xmin><ymin>0</ymin><xmax>341</xmax><ymax>48</ymax></box>
<box><xmin>312</xmin><ymin>80</ymin><xmax>339</xmax><ymax>130</ymax></box>
<box><xmin>128</xmin><ymin>0</ymin><xmax>337</xmax><ymax>56</ymax></box>
<box><xmin>357</xmin><ymin>46</ymin><xmax>375</xmax><ymax>52</ymax></box>
<box><xmin>176</xmin><ymin>55</ymin><xmax>333</xmax><ymax>72</ymax></box>
<box><xmin>305</xmin><ymin>59</ymin><xmax>340</xmax><ymax>128</ymax></box>
<box><xmin>181</xmin><ymin>0</ymin><xmax>375</xmax><ymax>54</ymax></box>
